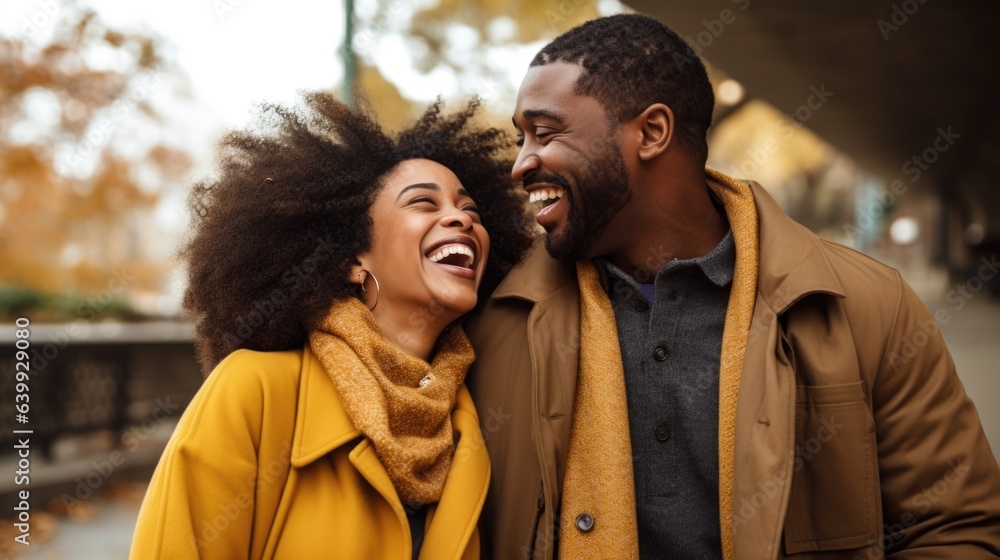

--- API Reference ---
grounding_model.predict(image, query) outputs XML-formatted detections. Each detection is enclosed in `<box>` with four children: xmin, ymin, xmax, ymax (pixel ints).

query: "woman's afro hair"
<box><xmin>181</xmin><ymin>91</ymin><xmax>534</xmax><ymax>372</ymax></box>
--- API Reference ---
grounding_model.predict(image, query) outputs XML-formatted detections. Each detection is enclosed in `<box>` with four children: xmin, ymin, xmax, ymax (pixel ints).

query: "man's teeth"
<box><xmin>528</xmin><ymin>187</ymin><xmax>567</xmax><ymax>204</ymax></box>
<box><xmin>427</xmin><ymin>244</ymin><xmax>475</xmax><ymax>267</ymax></box>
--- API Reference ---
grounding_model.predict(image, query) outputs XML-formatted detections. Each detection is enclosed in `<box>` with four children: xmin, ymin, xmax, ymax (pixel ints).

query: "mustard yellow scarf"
<box><xmin>559</xmin><ymin>169</ymin><xmax>759</xmax><ymax>560</ymax></box>
<box><xmin>308</xmin><ymin>297</ymin><xmax>475</xmax><ymax>505</ymax></box>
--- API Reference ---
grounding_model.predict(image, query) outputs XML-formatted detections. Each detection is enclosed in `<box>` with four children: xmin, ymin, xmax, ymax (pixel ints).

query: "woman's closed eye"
<box><xmin>405</xmin><ymin>197</ymin><xmax>480</xmax><ymax>218</ymax></box>
<box><xmin>464</xmin><ymin>205</ymin><xmax>482</xmax><ymax>222</ymax></box>
<box><xmin>405</xmin><ymin>196</ymin><xmax>437</xmax><ymax>207</ymax></box>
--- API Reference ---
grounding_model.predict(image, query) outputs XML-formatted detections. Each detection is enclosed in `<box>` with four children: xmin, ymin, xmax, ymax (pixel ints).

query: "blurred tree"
<box><xmin>356</xmin><ymin>62</ymin><xmax>419</xmax><ymax>132</ymax></box>
<box><xmin>409</xmin><ymin>0</ymin><xmax>607</xmax><ymax>51</ymax></box>
<box><xmin>0</xmin><ymin>5</ymin><xmax>193</xmax><ymax>317</ymax></box>
<box><xmin>350</xmin><ymin>0</ymin><xmax>617</xmax><ymax>130</ymax></box>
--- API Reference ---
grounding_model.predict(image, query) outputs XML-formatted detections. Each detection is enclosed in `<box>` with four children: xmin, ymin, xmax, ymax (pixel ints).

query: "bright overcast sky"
<box><xmin>5</xmin><ymin>0</ymin><xmax>346</xmax><ymax>127</ymax></box>
<box><xmin>1</xmin><ymin>0</ymin><xmax>554</xmax><ymax>128</ymax></box>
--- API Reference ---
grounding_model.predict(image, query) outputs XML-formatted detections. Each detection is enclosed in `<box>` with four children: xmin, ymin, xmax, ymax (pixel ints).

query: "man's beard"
<box><xmin>545</xmin><ymin>141</ymin><xmax>631</xmax><ymax>261</ymax></box>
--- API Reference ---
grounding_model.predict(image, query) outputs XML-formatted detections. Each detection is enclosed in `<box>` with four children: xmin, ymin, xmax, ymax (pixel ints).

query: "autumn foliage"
<box><xmin>0</xmin><ymin>5</ymin><xmax>192</xmax><ymax>319</ymax></box>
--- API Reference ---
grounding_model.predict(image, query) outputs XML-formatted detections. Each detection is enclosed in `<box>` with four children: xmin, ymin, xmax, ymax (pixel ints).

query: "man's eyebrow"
<box><xmin>522</xmin><ymin>109</ymin><xmax>566</xmax><ymax>123</ymax></box>
<box><xmin>396</xmin><ymin>182</ymin><xmax>439</xmax><ymax>201</ymax></box>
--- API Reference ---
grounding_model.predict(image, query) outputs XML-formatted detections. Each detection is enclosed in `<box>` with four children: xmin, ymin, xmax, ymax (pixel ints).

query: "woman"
<box><xmin>129</xmin><ymin>92</ymin><xmax>533</xmax><ymax>559</ymax></box>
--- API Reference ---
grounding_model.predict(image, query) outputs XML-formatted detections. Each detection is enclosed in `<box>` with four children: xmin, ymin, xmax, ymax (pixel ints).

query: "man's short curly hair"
<box><xmin>531</xmin><ymin>14</ymin><xmax>714</xmax><ymax>161</ymax></box>
<box><xmin>182</xmin><ymin>92</ymin><xmax>534</xmax><ymax>372</ymax></box>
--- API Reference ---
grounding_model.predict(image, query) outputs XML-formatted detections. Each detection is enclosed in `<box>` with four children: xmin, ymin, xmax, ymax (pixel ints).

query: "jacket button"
<box><xmin>655</xmin><ymin>425</ymin><xmax>670</xmax><ymax>441</ymax></box>
<box><xmin>653</xmin><ymin>346</ymin><xmax>667</xmax><ymax>361</ymax></box>
<box><xmin>575</xmin><ymin>513</ymin><xmax>594</xmax><ymax>532</ymax></box>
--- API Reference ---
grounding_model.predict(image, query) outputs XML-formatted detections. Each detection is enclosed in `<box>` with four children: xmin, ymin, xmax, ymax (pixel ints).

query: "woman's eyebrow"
<box><xmin>396</xmin><ymin>182</ymin><xmax>440</xmax><ymax>201</ymax></box>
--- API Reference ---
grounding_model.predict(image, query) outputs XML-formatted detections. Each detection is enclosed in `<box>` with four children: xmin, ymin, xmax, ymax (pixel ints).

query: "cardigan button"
<box><xmin>575</xmin><ymin>513</ymin><xmax>594</xmax><ymax>532</ymax></box>
<box><xmin>653</xmin><ymin>346</ymin><xmax>668</xmax><ymax>361</ymax></box>
<box><xmin>655</xmin><ymin>425</ymin><xmax>670</xmax><ymax>442</ymax></box>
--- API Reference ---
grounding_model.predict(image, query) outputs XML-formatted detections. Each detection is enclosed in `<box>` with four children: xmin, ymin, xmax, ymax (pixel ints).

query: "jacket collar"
<box><xmin>290</xmin><ymin>345</ymin><xmax>486</xmax><ymax>467</ymax></box>
<box><xmin>491</xmin><ymin>237</ymin><xmax>577</xmax><ymax>304</ymax></box>
<box><xmin>290</xmin><ymin>344</ymin><xmax>361</xmax><ymax>467</ymax></box>
<box><xmin>291</xmin><ymin>344</ymin><xmax>490</xmax><ymax>559</ymax></box>
<box><xmin>291</xmin><ymin>344</ymin><xmax>489</xmax><ymax>558</ymax></box>
<box><xmin>491</xmin><ymin>170</ymin><xmax>845</xmax><ymax>314</ymax></box>
<box><xmin>742</xmin><ymin>177</ymin><xmax>845</xmax><ymax>313</ymax></box>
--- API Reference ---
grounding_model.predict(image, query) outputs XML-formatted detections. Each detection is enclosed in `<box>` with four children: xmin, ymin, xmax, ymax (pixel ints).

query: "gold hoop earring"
<box><xmin>359</xmin><ymin>269</ymin><xmax>380</xmax><ymax>311</ymax></box>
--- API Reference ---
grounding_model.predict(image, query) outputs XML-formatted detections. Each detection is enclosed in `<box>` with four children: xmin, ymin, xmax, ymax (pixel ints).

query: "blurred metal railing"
<box><xmin>0</xmin><ymin>322</ymin><xmax>203</xmax><ymax>458</ymax></box>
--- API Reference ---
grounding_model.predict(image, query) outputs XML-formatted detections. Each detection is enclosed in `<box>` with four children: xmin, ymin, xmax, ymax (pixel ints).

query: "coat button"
<box><xmin>655</xmin><ymin>425</ymin><xmax>670</xmax><ymax>441</ymax></box>
<box><xmin>653</xmin><ymin>346</ymin><xmax>667</xmax><ymax>361</ymax></box>
<box><xmin>575</xmin><ymin>513</ymin><xmax>594</xmax><ymax>532</ymax></box>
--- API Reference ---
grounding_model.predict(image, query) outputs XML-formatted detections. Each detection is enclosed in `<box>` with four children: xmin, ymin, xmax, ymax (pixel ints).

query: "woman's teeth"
<box><xmin>427</xmin><ymin>244</ymin><xmax>475</xmax><ymax>269</ymax></box>
<box><xmin>528</xmin><ymin>187</ymin><xmax>566</xmax><ymax>205</ymax></box>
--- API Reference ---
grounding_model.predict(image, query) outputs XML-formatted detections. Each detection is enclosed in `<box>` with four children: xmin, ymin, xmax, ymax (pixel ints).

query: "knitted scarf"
<box><xmin>559</xmin><ymin>169</ymin><xmax>759</xmax><ymax>560</ymax></box>
<box><xmin>308</xmin><ymin>297</ymin><xmax>475</xmax><ymax>505</ymax></box>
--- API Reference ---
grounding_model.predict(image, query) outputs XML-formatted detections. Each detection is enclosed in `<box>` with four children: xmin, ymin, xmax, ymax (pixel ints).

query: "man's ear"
<box><xmin>636</xmin><ymin>103</ymin><xmax>675</xmax><ymax>162</ymax></box>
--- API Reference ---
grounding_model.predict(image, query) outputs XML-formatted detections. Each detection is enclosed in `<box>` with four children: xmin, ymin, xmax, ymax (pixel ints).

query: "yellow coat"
<box><xmin>129</xmin><ymin>346</ymin><xmax>489</xmax><ymax>559</ymax></box>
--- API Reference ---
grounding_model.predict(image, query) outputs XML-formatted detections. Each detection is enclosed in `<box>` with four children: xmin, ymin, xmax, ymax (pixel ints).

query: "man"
<box><xmin>466</xmin><ymin>13</ymin><xmax>1000</xmax><ymax>560</ymax></box>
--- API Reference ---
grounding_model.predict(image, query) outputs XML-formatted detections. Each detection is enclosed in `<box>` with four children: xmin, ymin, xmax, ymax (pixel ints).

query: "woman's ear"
<box><xmin>347</xmin><ymin>258</ymin><xmax>366</xmax><ymax>286</ymax></box>
<box><xmin>636</xmin><ymin>103</ymin><xmax>675</xmax><ymax>162</ymax></box>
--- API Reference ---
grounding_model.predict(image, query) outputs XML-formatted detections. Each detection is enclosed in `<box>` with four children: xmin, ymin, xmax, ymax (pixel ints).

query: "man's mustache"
<box><xmin>523</xmin><ymin>174</ymin><xmax>570</xmax><ymax>190</ymax></box>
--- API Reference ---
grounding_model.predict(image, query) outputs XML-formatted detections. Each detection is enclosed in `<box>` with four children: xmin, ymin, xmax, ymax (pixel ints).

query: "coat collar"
<box><xmin>742</xmin><ymin>176</ymin><xmax>845</xmax><ymax>313</ymax></box>
<box><xmin>492</xmin><ymin>170</ymin><xmax>845</xmax><ymax>314</ymax></box>
<box><xmin>290</xmin><ymin>345</ymin><xmax>487</xmax><ymax>468</ymax></box>
<box><xmin>290</xmin><ymin>345</ymin><xmax>489</xmax><ymax>558</ymax></box>
<box><xmin>491</xmin><ymin>237</ymin><xmax>576</xmax><ymax>304</ymax></box>
<box><xmin>290</xmin><ymin>344</ymin><xmax>360</xmax><ymax>467</ymax></box>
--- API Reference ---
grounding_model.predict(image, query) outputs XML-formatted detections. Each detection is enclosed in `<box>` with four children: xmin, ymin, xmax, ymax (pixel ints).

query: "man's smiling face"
<box><xmin>511</xmin><ymin>61</ymin><xmax>632</xmax><ymax>261</ymax></box>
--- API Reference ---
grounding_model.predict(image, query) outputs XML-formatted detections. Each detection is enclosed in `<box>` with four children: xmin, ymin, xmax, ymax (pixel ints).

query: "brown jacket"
<box><xmin>466</xmin><ymin>179</ymin><xmax>1000</xmax><ymax>559</ymax></box>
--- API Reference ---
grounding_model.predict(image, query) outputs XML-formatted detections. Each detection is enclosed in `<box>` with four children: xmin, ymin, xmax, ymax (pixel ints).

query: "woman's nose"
<box><xmin>441</xmin><ymin>208</ymin><xmax>472</xmax><ymax>229</ymax></box>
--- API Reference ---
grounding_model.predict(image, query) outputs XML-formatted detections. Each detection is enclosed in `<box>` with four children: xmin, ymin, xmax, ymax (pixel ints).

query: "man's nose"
<box><xmin>512</xmin><ymin>147</ymin><xmax>540</xmax><ymax>181</ymax></box>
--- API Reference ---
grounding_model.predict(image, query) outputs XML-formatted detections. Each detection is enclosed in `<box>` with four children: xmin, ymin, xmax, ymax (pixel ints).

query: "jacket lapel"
<box><xmin>731</xmin><ymin>295</ymin><xmax>796</xmax><ymax>558</ymax></box>
<box><xmin>492</xmin><ymin>240</ymin><xmax>582</xmax><ymax>520</ymax></box>
<box><xmin>421</xmin><ymin>387</ymin><xmax>491</xmax><ymax>560</ymax></box>
<box><xmin>292</xmin><ymin>346</ymin><xmax>487</xmax><ymax>560</ymax></box>
<box><xmin>290</xmin><ymin>347</ymin><xmax>409</xmax><ymax>535</ymax></box>
<box><xmin>290</xmin><ymin>346</ymin><xmax>362</xmax><ymax>467</ymax></box>
<box><xmin>732</xmin><ymin>180</ymin><xmax>846</xmax><ymax>558</ymax></box>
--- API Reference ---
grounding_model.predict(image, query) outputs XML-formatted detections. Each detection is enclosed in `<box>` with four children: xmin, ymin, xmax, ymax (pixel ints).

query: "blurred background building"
<box><xmin>0</xmin><ymin>0</ymin><xmax>997</xmax><ymax>556</ymax></box>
